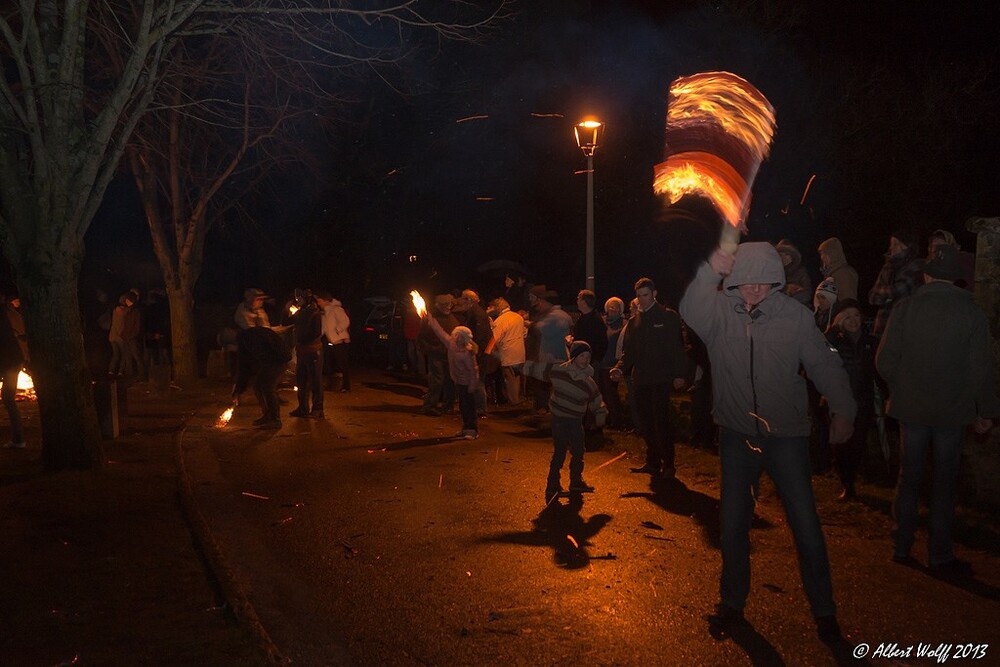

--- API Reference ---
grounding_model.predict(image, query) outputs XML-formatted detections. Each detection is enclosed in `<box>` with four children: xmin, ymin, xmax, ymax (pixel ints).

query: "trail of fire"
<box><xmin>530</xmin><ymin>113</ymin><xmax>564</xmax><ymax>118</ymax></box>
<box><xmin>589</xmin><ymin>450</ymin><xmax>628</xmax><ymax>472</ymax></box>
<box><xmin>654</xmin><ymin>71</ymin><xmax>776</xmax><ymax>251</ymax></box>
<box><xmin>456</xmin><ymin>115</ymin><xmax>488</xmax><ymax>123</ymax></box>
<box><xmin>241</xmin><ymin>491</ymin><xmax>270</xmax><ymax>500</ymax></box>
<box><xmin>799</xmin><ymin>174</ymin><xmax>817</xmax><ymax>205</ymax></box>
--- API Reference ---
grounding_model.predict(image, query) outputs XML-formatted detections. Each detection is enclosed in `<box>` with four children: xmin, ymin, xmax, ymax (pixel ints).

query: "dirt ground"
<box><xmin>0</xmin><ymin>381</ymin><xmax>268</xmax><ymax>666</ymax></box>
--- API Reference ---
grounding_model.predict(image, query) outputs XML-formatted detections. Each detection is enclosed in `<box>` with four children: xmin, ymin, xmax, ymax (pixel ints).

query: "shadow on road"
<box><xmin>620</xmin><ymin>475</ymin><xmax>758</xmax><ymax>550</ymax></box>
<box><xmin>361</xmin><ymin>380</ymin><xmax>425</xmax><ymax>400</ymax></box>
<box><xmin>347</xmin><ymin>435</ymin><xmax>466</xmax><ymax>452</ymax></box>
<box><xmin>479</xmin><ymin>495</ymin><xmax>613</xmax><ymax>570</ymax></box>
<box><xmin>348</xmin><ymin>404</ymin><xmax>424</xmax><ymax>415</ymax></box>
<box><xmin>712</xmin><ymin>618</ymin><xmax>786</xmax><ymax>666</ymax></box>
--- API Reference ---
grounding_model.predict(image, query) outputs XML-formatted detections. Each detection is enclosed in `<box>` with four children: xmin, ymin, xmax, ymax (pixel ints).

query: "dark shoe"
<box><xmin>421</xmin><ymin>408</ymin><xmax>441</xmax><ymax>417</ymax></box>
<box><xmin>816</xmin><ymin>615</ymin><xmax>841</xmax><ymax>643</ymax></box>
<box><xmin>251</xmin><ymin>416</ymin><xmax>270</xmax><ymax>426</ymax></box>
<box><xmin>340</xmin><ymin>388</ymin><xmax>350</xmax><ymax>393</ymax></box>
<box><xmin>708</xmin><ymin>603</ymin><xmax>744</xmax><ymax>639</ymax></box>
<box><xmin>630</xmin><ymin>464</ymin><xmax>660</xmax><ymax>474</ymax></box>
<box><xmin>258</xmin><ymin>419</ymin><xmax>281</xmax><ymax>430</ymax></box>
<box><xmin>309</xmin><ymin>411</ymin><xmax>325</xmax><ymax>419</ymax></box>
<box><xmin>289</xmin><ymin>408</ymin><xmax>308</xmax><ymax>418</ymax></box>
<box><xmin>569</xmin><ymin>480</ymin><xmax>595</xmax><ymax>493</ymax></box>
<box><xmin>929</xmin><ymin>558</ymin><xmax>973</xmax><ymax>576</ymax></box>
<box><xmin>891</xmin><ymin>553</ymin><xmax>920</xmax><ymax>568</ymax></box>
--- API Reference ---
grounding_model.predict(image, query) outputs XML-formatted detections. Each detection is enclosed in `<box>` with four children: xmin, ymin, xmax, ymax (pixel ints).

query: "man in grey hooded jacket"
<box><xmin>680</xmin><ymin>241</ymin><xmax>856</xmax><ymax>642</ymax></box>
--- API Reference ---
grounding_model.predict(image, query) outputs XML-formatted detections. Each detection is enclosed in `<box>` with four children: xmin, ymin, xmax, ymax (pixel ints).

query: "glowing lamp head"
<box><xmin>575</xmin><ymin>119</ymin><xmax>603</xmax><ymax>157</ymax></box>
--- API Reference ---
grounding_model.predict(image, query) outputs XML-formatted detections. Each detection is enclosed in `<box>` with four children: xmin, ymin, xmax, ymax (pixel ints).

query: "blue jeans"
<box><xmin>456</xmin><ymin>383</ymin><xmax>477</xmax><ymax>433</ymax></box>
<box><xmin>549</xmin><ymin>416</ymin><xmax>585</xmax><ymax>492</ymax></box>
<box><xmin>892</xmin><ymin>423</ymin><xmax>964</xmax><ymax>565</ymax></box>
<box><xmin>719</xmin><ymin>428</ymin><xmax>835</xmax><ymax>618</ymax></box>
<box><xmin>295</xmin><ymin>349</ymin><xmax>324</xmax><ymax>413</ymax></box>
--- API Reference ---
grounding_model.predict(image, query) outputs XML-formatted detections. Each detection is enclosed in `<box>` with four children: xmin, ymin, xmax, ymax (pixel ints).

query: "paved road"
<box><xmin>183</xmin><ymin>369</ymin><xmax>1000</xmax><ymax>666</ymax></box>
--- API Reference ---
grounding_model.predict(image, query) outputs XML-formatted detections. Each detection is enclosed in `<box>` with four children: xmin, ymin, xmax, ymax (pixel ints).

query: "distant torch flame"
<box><xmin>288</xmin><ymin>305</ymin><xmax>299</xmax><ymax>315</ymax></box>
<box><xmin>654</xmin><ymin>71</ymin><xmax>776</xmax><ymax>233</ymax></box>
<box><xmin>410</xmin><ymin>290</ymin><xmax>427</xmax><ymax>317</ymax></box>
<box><xmin>216</xmin><ymin>407</ymin><xmax>234</xmax><ymax>427</ymax></box>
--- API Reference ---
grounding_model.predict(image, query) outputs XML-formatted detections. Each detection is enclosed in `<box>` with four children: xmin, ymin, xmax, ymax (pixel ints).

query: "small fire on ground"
<box><xmin>0</xmin><ymin>370</ymin><xmax>36</xmax><ymax>400</ymax></box>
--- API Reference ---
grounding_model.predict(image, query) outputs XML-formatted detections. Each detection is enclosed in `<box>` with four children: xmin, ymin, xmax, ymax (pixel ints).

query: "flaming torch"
<box><xmin>653</xmin><ymin>71</ymin><xmax>776</xmax><ymax>253</ymax></box>
<box><xmin>410</xmin><ymin>290</ymin><xmax>427</xmax><ymax>318</ymax></box>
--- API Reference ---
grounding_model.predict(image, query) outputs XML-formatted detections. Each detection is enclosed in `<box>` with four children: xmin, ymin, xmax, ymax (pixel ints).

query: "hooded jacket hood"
<box><xmin>818</xmin><ymin>237</ymin><xmax>849</xmax><ymax>271</ymax></box>
<box><xmin>775</xmin><ymin>240</ymin><xmax>803</xmax><ymax>271</ymax></box>
<box><xmin>722</xmin><ymin>242</ymin><xmax>786</xmax><ymax>296</ymax></box>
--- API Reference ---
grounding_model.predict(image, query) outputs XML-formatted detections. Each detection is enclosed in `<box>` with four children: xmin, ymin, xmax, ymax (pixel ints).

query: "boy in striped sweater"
<box><xmin>521</xmin><ymin>341</ymin><xmax>608</xmax><ymax>501</ymax></box>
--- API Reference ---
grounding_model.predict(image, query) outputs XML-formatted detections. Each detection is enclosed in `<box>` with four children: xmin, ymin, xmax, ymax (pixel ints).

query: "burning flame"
<box><xmin>654</xmin><ymin>71</ymin><xmax>776</xmax><ymax>229</ymax></box>
<box><xmin>0</xmin><ymin>369</ymin><xmax>36</xmax><ymax>400</ymax></box>
<box><xmin>16</xmin><ymin>370</ymin><xmax>32</xmax><ymax>392</ymax></box>
<box><xmin>288</xmin><ymin>305</ymin><xmax>299</xmax><ymax>315</ymax></box>
<box><xmin>410</xmin><ymin>290</ymin><xmax>427</xmax><ymax>317</ymax></box>
<box><xmin>216</xmin><ymin>407</ymin><xmax>234</xmax><ymax>427</ymax></box>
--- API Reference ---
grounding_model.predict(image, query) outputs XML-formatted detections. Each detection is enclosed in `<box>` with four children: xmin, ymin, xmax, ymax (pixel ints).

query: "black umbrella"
<box><xmin>477</xmin><ymin>259</ymin><xmax>529</xmax><ymax>277</ymax></box>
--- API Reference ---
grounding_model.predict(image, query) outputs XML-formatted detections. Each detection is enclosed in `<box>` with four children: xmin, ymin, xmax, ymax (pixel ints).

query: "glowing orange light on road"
<box><xmin>216</xmin><ymin>407</ymin><xmax>234</xmax><ymax>427</ymax></box>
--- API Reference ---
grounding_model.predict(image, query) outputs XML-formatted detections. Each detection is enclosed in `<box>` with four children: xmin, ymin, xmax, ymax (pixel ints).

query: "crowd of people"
<box><xmin>395</xmin><ymin>226</ymin><xmax>997</xmax><ymax>644</ymax></box>
<box><xmin>5</xmin><ymin>222</ymin><xmax>991</xmax><ymax>644</ymax></box>
<box><xmin>225</xmin><ymin>287</ymin><xmax>353</xmax><ymax>429</ymax></box>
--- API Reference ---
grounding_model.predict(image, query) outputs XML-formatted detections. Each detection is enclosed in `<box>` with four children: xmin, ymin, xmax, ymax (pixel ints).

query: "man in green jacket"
<box><xmin>876</xmin><ymin>244</ymin><xmax>998</xmax><ymax>573</ymax></box>
<box><xmin>680</xmin><ymin>241</ymin><xmax>856</xmax><ymax>643</ymax></box>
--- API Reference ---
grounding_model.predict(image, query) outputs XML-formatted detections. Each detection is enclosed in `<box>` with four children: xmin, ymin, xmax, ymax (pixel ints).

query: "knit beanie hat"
<box><xmin>814</xmin><ymin>277</ymin><xmax>838</xmax><ymax>309</ymax></box>
<box><xmin>569</xmin><ymin>340</ymin><xmax>592</xmax><ymax>360</ymax></box>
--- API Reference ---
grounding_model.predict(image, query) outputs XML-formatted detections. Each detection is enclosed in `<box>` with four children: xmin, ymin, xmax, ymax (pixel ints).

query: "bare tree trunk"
<box><xmin>16</xmin><ymin>249</ymin><xmax>104</xmax><ymax>471</ymax></box>
<box><xmin>165</xmin><ymin>284</ymin><xmax>199</xmax><ymax>383</ymax></box>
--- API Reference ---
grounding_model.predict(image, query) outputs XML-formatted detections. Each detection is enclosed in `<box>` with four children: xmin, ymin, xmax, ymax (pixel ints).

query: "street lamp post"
<box><xmin>575</xmin><ymin>120</ymin><xmax>603</xmax><ymax>293</ymax></box>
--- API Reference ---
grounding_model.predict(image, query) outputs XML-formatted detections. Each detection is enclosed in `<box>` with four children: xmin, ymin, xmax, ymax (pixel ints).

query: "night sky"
<box><xmin>80</xmin><ymin>0</ymin><xmax>1000</xmax><ymax>314</ymax></box>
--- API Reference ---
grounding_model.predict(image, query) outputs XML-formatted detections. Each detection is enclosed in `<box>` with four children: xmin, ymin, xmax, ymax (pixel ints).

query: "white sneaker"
<box><xmin>3</xmin><ymin>441</ymin><xmax>26</xmax><ymax>449</ymax></box>
<box><xmin>462</xmin><ymin>431</ymin><xmax>478</xmax><ymax>440</ymax></box>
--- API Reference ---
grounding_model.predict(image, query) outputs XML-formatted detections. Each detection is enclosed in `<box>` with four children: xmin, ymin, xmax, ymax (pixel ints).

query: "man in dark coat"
<box><xmin>417</xmin><ymin>294</ymin><xmax>459</xmax><ymax>416</ymax></box>
<box><xmin>232</xmin><ymin>326</ymin><xmax>291</xmax><ymax>429</ymax></box>
<box><xmin>611</xmin><ymin>277</ymin><xmax>690</xmax><ymax>477</ymax></box>
<box><xmin>289</xmin><ymin>289</ymin><xmax>325</xmax><ymax>418</ymax></box>
<box><xmin>877</xmin><ymin>244</ymin><xmax>998</xmax><ymax>572</ymax></box>
<box><xmin>1</xmin><ymin>292</ymin><xmax>27</xmax><ymax>448</ymax></box>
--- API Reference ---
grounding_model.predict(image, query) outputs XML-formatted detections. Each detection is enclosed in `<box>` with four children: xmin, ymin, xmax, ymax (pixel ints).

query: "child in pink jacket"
<box><xmin>426</xmin><ymin>313</ymin><xmax>480</xmax><ymax>439</ymax></box>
